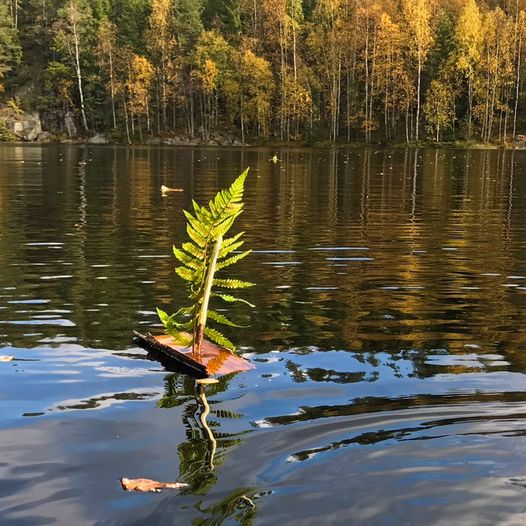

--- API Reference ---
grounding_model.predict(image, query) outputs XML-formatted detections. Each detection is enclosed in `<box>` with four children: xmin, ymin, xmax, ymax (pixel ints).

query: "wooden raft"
<box><xmin>133</xmin><ymin>331</ymin><xmax>254</xmax><ymax>378</ymax></box>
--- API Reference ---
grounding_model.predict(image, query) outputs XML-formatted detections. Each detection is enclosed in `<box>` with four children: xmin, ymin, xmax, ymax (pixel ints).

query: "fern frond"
<box><xmin>219</xmin><ymin>241</ymin><xmax>245</xmax><ymax>259</ymax></box>
<box><xmin>183</xmin><ymin>210</ymin><xmax>209</xmax><ymax>238</ymax></box>
<box><xmin>219</xmin><ymin>233</ymin><xmax>245</xmax><ymax>256</ymax></box>
<box><xmin>212</xmin><ymin>293</ymin><xmax>255</xmax><ymax>308</ymax></box>
<box><xmin>175</xmin><ymin>266</ymin><xmax>197</xmax><ymax>282</ymax></box>
<box><xmin>207</xmin><ymin>309</ymin><xmax>243</xmax><ymax>327</ymax></box>
<box><xmin>157</xmin><ymin>307</ymin><xmax>194</xmax><ymax>330</ymax></box>
<box><xmin>210</xmin><ymin>169</ymin><xmax>248</xmax><ymax>219</ymax></box>
<box><xmin>205</xmin><ymin>326</ymin><xmax>235</xmax><ymax>351</ymax></box>
<box><xmin>182</xmin><ymin>242</ymin><xmax>205</xmax><ymax>260</ymax></box>
<box><xmin>191</xmin><ymin>201</ymin><xmax>208</xmax><ymax>224</ymax></box>
<box><xmin>173</xmin><ymin>248</ymin><xmax>201</xmax><ymax>271</ymax></box>
<box><xmin>167</xmin><ymin>330</ymin><xmax>193</xmax><ymax>347</ymax></box>
<box><xmin>157</xmin><ymin>168</ymin><xmax>254</xmax><ymax>353</ymax></box>
<box><xmin>212</xmin><ymin>215</ymin><xmax>240</xmax><ymax>239</ymax></box>
<box><xmin>216</xmin><ymin>250</ymin><xmax>252</xmax><ymax>270</ymax></box>
<box><xmin>213</xmin><ymin>278</ymin><xmax>255</xmax><ymax>289</ymax></box>
<box><xmin>172</xmin><ymin>306</ymin><xmax>193</xmax><ymax>317</ymax></box>
<box><xmin>156</xmin><ymin>308</ymin><xmax>175</xmax><ymax>329</ymax></box>
<box><xmin>186</xmin><ymin>223</ymin><xmax>207</xmax><ymax>248</ymax></box>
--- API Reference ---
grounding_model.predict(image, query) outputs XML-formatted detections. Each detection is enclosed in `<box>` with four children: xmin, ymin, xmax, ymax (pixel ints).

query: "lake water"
<box><xmin>2</xmin><ymin>145</ymin><xmax>526</xmax><ymax>524</ymax></box>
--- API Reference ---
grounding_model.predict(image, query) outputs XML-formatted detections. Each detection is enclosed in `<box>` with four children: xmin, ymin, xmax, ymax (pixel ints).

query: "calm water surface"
<box><xmin>2</xmin><ymin>145</ymin><xmax>526</xmax><ymax>524</ymax></box>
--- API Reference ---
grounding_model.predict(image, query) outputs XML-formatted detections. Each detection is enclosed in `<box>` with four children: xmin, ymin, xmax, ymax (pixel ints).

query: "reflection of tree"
<box><xmin>3</xmin><ymin>146</ymin><xmax>526</xmax><ymax>379</ymax></box>
<box><xmin>265</xmin><ymin>390</ymin><xmax>526</xmax><ymax>428</ymax></box>
<box><xmin>234</xmin><ymin>147</ymin><xmax>526</xmax><ymax>378</ymax></box>
<box><xmin>263</xmin><ymin>390</ymin><xmax>526</xmax><ymax>469</ymax></box>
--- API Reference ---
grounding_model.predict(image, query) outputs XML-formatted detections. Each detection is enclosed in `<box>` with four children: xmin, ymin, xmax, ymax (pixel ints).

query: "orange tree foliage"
<box><xmin>8</xmin><ymin>0</ymin><xmax>526</xmax><ymax>143</ymax></box>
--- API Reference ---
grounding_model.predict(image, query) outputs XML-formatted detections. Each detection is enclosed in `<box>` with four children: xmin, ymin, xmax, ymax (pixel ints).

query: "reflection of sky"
<box><xmin>0</xmin><ymin>341</ymin><xmax>523</xmax><ymax>428</ymax></box>
<box><xmin>0</xmin><ymin>346</ymin><xmax>162</xmax><ymax>426</ymax></box>
<box><xmin>0</xmin><ymin>404</ymin><xmax>191</xmax><ymax>524</ymax></box>
<box><xmin>3</xmin><ymin>349</ymin><xmax>526</xmax><ymax>525</ymax></box>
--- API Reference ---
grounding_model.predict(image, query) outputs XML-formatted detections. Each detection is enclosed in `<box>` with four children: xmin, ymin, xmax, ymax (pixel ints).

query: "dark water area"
<box><xmin>2</xmin><ymin>145</ymin><xmax>526</xmax><ymax>524</ymax></box>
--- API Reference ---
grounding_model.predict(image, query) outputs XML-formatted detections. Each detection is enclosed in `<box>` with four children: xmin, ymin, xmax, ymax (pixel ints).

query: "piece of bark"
<box><xmin>120</xmin><ymin>477</ymin><xmax>188</xmax><ymax>493</ymax></box>
<box><xmin>133</xmin><ymin>331</ymin><xmax>254</xmax><ymax>378</ymax></box>
<box><xmin>134</xmin><ymin>331</ymin><xmax>207</xmax><ymax>377</ymax></box>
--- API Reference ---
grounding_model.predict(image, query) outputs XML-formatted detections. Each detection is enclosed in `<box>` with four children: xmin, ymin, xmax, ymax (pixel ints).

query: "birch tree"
<box><xmin>402</xmin><ymin>0</ymin><xmax>432</xmax><ymax>141</ymax></box>
<box><xmin>97</xmin><ymin>18</ymin><xmax>119</xmax><ymax>129</ymax></box>
<box><xmin>454</xmin><ymin>0</ymin><xmax>482</xmax><ymax>139</ymax></box>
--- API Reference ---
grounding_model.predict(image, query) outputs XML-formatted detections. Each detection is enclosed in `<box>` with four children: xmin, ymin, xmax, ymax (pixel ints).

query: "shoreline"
<box><xmin>0</xmin><ymin>136</ymin><xmax>520</xmax><ymax>150</ymax></box>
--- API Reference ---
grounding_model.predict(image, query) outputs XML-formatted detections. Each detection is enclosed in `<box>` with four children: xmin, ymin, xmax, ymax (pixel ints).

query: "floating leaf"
<box><xmin>121</xmin><ymin>477</ymin><xmax>188</xmax><ymax>493</ymax></box>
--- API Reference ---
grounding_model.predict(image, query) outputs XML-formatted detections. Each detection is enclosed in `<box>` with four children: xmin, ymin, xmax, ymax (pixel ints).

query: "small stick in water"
<box><xmin>161</xmin><ymin>185</ymin><xmax>183</xmax><ymax>196</ymax></box>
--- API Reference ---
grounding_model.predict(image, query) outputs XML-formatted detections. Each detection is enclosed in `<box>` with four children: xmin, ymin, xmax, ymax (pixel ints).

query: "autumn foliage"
<box><xmin>3</xmin><ymin>0</ymin><xmax>526</xmax><ymax>143</ymax></box>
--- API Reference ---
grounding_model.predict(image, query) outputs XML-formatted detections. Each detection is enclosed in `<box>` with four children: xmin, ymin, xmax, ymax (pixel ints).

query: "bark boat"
<box><xmin>133</xmin><ymin>331</ymin><xmax>255</xmax><ymax>378</ymax></box>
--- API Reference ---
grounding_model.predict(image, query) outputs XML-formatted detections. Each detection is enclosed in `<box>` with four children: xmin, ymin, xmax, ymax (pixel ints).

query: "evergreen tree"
<box><xmin>0</xmin><ymin>1</ymin><xmax>21</xmax><ymax>93</ymax></box>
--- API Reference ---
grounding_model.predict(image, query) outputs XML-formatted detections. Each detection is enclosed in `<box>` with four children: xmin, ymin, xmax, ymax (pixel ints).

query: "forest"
<box><xmin>1</xmin><ymin>0</ymin><xmax>526</xmax><ymax>144</ymax></box>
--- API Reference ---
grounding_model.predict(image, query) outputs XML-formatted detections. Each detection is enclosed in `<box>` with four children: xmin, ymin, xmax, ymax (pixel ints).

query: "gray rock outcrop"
<box><xmin>88</xmin><ymin>133</ymin><xmax>108</xmax><ymax>144</ymax></box>
<box><xmin>0</xmin><ymin>106</ymin><xmax>45</xmax><ymax>141</ymax></box>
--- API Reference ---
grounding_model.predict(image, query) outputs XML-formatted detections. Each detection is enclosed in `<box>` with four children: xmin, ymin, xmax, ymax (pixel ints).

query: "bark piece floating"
<box><xmin>161</xmin><ymin>185</ymin><xmax>183</xmax><ymax>196</ymax></box>
<box><xmin>133</xmin><ymin>331</ymin><xmax>254</xmax><ymax>378</ymax></box>
<box><xmin>120</xmin><ymin>477</ymin><xmax>188</xmax><ymax>493</ymax></box>
<box><xmin>0</xmin><ymin>356</ymin><xmax>14</xmax><ymax>362</ymax></box>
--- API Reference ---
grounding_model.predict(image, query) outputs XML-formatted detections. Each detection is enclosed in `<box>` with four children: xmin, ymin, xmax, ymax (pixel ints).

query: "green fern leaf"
<box><xmin>169</xmin><ymin>306</ymin><xmax>194</xmax><ymax>320</ymax></box>
<box><xmin>178</xmin><ymin>320</ymin><xmax>194</xmax><ymax>331</ymax></box>
<box><xmin>220</xmin><ymin>232</ymin><xmax>245</xmax><ymax>254</ymax></box>
<box><xmin>218</xmin><ymin>240</ymin><xmax>245</xmax><ymax>259</ymax></box>
<box><xmin>207</xmin><ymin>309</ymin><xmax>243</xmax><ymax>327</ymax></box>
<box><xmin>156</xmin><ymin>308</ymin><xmax>174</xmax><ymax>328</ymax></box>
<box><xmin>173</xmin><ymin>248</ymin><xmax>201</xmax><ymax>270</ymax></box>
<box><xmin>191</xmin><ymin>202</ymin><xmax>208</xmax><ymax>225</ymax></box>
<box><xmin>157</xmin><ymin>168</ymin><xmax>254</xmax><ymax>352</ymax></box>
<box><xmin>205</xmin><ymin>326</ymin><xmax>235</xmax><ymax>351</ymax></box>
<box><xmin>182</xmin><ymin>242</ymin><xmax>205</xmax><ymax>260</ymax></box>
<box><xmin>212</xmin><ymin>293</ymin><xmax>255</xmax><ymax>308</ymax></box>
<box><xmin>213</xmin><ymin>278</ymin><xmax>255</xmax><ymax>289</ymax></box>
<box><xmin>183</xmin><ymin>210</ymin><xmax>209</xmax><ymax>238</ymax></box>
<box><xmin>175</xmin><ymin>266</ymin><xmax>197</xmax><ymax>282</ymax></box>
<box><xmin>186</xmin><ymin>223</ymin><xmax>206</xmax><ymax>248</ymax></box>
<box><xmin>167</xmin><ymin>330</ymin><xmax>193</xmax><ymax>347</ymax></box>
<box><xmin>216</xmin><ymin>250</ymin><xmax>252</xmax><ymax>270</ymax></box>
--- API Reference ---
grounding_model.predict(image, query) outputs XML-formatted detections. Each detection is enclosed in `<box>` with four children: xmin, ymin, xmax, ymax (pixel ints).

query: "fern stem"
<box><xmin>193</xmin><ymin>234</ymin><xmax>223</xmax><ymax>356</ymax></box>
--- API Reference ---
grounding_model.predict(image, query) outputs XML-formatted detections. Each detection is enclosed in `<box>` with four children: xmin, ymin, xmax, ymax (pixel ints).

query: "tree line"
<box><xmin>1</xmin><ymin>0</ymin><xmax>526</xmax><ymax>144</ymax></box>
